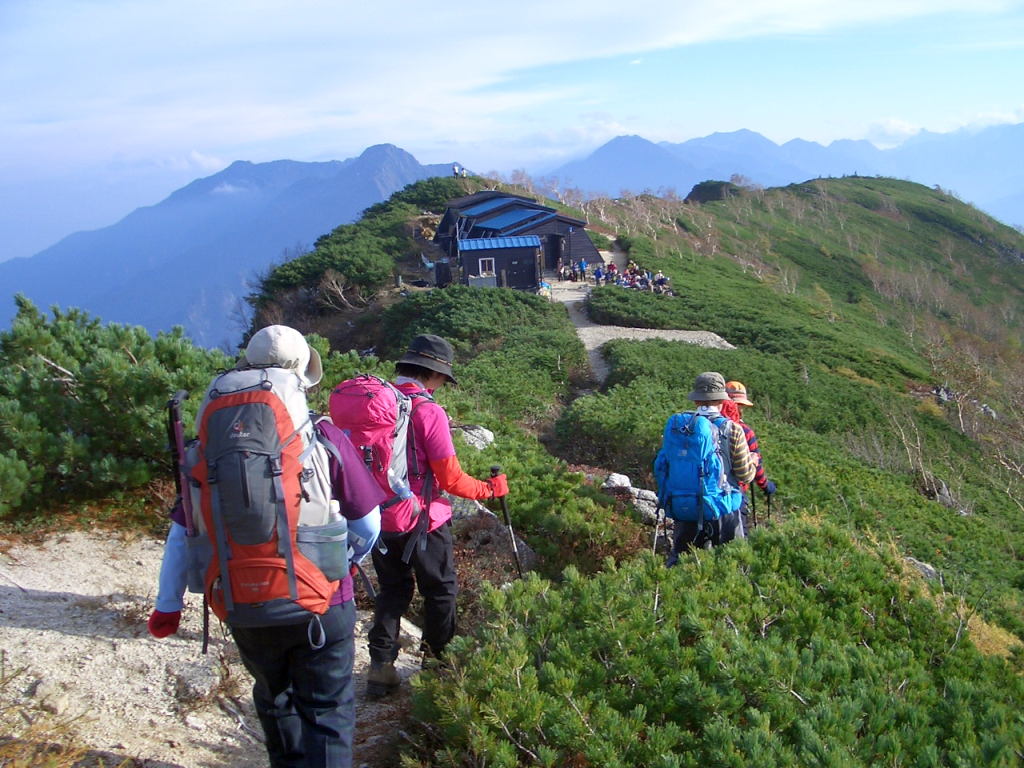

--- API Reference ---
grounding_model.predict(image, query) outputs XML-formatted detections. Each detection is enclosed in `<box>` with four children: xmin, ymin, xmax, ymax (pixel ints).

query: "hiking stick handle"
<box><xmin>490</xmin><ymin>465</ymin><xmax>524</xmax><ymax>578</ymax></box>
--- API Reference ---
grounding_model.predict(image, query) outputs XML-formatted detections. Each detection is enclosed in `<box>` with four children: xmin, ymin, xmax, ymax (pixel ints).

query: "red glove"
<box><xmin>148</xmin><ymin>609</ymin><xmax>181</xmax><ymax>638</ymax></box>
<box><xmin>487</xmin><ymin>474</ymin><xmax>509</xmax><ymax>499</ymax></box>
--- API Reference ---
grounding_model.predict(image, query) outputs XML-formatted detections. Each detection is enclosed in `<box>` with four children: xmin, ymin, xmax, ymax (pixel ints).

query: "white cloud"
<box><xmin>2</xmin><ymin>0</ymin><xmax>1016</xmax><ymax>175</ymax></box>
<box><xmin>865</xmin><ymin>117</ymin><xmax>923</xmax><ymax>147</ymax></box>
<box><xmin>960</xmin><ymin>104</ymin><xmax>1024</xmax><ymax>129</ymax></box>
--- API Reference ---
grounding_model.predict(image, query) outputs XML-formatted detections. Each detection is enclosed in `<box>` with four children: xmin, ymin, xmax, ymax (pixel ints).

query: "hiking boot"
<box><xmin>366</xmin><ymin>661</ymin><xmax>401</xmax><ymax>698</ymax></box>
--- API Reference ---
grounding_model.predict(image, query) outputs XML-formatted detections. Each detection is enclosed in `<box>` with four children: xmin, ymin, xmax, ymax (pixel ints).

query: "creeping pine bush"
<box><xmin>377</xmin><ymin>285</ymin><xmax>587</xmax><ymax>423</ymax></box>
<box><xmin>0</xmin><ymin>296</ymin><xmax>228</xmax><ymax>515</ymax></box>
<box><xmin>411</xmin><ymin>520</ymin><xmax>1024</xmax><ymax>767</ymax></box>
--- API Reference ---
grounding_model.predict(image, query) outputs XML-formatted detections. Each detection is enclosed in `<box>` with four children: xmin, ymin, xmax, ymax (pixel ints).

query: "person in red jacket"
<box><xmin>366</xmin><ymin>334</ymin><xmax>509</xmax><ymax>698</ymax></box>
<box><xmin>725</xmin><ymin>380</ymin><xmax>776</xmax><ymax>532</ymax></box>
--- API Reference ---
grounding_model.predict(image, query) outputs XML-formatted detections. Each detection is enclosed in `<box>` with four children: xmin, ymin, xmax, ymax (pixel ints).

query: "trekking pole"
<box><xmin>652</xmin><ymin>502</ymin><xmax>663</xmax><ymax>554</ymax></box>
<box><xmin>166</xmin><ymin>390</ymin><xmax>195</xmax><ymax>536</ymax></box>
<box><xmin>168</xmin><ymin>389</ymin><xmax>210</xmax><ymax>654</ymax></box>
<box><xmin>490</xmin><ymin>466</ymin><xmax>524</xmax><ymax>578</ymax></box>
<box><xmin>767</xmin><ymin>491</ymin><xmax>772</xmax><ymax>524</ymax></box>
<box><xmin>751</xmin><ymin>488</ymin><xmax>758</xmax><ymax>530</ymax></box>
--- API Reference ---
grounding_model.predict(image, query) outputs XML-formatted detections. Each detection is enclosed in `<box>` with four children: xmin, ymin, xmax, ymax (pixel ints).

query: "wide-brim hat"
<box><xmin>725</xmin><ymin>380</ymin><xmax>754</xmax><ymax>406</ymax></box>
<box><xmin>398</xmin><ymin>333</ymin><xmax>458</xmax><ymax>385</ymax></box>
<box><xmin>237</xmin><ymin>325</ymin><xmax>323</xmax><ymax>388</ymax></box>
<box><xmin>687</xmin><ymin>371</ymin><xmax>728</xmax><ymax>402</ymax></box>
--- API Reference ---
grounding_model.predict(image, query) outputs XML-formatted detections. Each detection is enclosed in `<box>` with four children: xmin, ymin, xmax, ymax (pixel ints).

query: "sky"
<box><xmin>2</xmin><ymin>0</ymin><xmax>1024</xmax><ymax>263</ymax></box>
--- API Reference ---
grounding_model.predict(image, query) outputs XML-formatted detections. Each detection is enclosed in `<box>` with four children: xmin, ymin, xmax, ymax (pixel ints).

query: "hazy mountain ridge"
<box><xmin>7</xmin><ymin>123</ymin><xmax>1024</xmax><ymax>349</ymax></box>
<box><xmin>0</xmin><ymin>145</ymin><xmax>454</xmax><ymax>348</ymax></box>
<box><xmin>551</xmin><ymin>124</ymin><xmax>1024</xmax><ymax>229</ymax></box>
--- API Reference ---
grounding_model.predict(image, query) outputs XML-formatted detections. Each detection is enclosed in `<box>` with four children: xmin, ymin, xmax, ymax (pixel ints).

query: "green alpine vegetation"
<box><xmin>4</xmin><ymin>173</ymin><xmax>1024</xmax><ymax>765</ymax></box>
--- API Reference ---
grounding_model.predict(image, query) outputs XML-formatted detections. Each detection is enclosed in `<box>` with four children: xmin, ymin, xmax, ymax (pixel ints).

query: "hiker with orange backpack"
<box><xmin>725</xmin><ymin>380</ymin><xmax>777</xmax><ymax>531</ymax></box>
<box><xmin>331</xmin><ymin>334</ymin><xmax>509</xmax><ymax>698</ymax></box>
<box><xmin>148</xmin><ymin>325</ymin><xmax>385</xmax><ymax>768</ymax></box>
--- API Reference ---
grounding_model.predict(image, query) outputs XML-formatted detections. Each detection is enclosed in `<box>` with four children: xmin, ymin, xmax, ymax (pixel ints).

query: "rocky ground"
<box><xmin>0</xmin><ymin>500</ymin><xmax>532</xmax><ymax>768</ymax></box>
<box><xmin>0</xmin><ymin>529</ymin><xmax>427</xmax><ymax>767</ymax></box>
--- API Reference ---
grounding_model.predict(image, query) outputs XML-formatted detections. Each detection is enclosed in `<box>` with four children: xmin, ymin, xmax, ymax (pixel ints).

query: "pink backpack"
<box><xmin>329</xmin><ymin>374</ymin><xmax>433</xmax><ymax>534</ymax></box>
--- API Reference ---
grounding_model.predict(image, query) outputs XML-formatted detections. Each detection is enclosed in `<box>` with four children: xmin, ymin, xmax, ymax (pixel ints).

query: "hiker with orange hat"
<box><xmin>725</xmin><ymin>380</ymin><xmax>776</xmax><ymax>530</ymax></box>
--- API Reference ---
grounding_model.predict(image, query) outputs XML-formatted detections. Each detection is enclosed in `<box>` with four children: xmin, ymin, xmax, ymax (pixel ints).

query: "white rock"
<box><xmin>602</xmin><ymin>473</ymin><xmax>631</xmax><ymax>490</ymax></box>
<box><xmin>906</xmin><ymin>557</ymin><xmax>940</xmax><ymax>581</ymax></box>
<box><xmin>36</xmin><ymin>681</ymin><xmax>69</xmax><ymax>716</ymax></box>
<box><xmin>460</xmin><ymin>426</ymin><xmax>494</xmax><ymax>451</ymax></box>
<box><xmin>166</xmin><ymin>660</ymin><xmax>222</xmax><ymax>703</ymax></box>
<box><xmin>633</xmin><ymin>499</ymin><xmax>659</xmax><ymax>526</ymax></box>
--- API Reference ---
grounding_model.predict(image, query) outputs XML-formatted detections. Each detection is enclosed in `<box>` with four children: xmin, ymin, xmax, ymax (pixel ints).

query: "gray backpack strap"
<box><xmin>401</xmin><ymin>464</ymin><xmax>435</xmax><ymax>564</ymax></box>
<box><xmin>313</xmin><ymin>426</ymin><xmax>344</xmax><ymax>468</ymax></box>
<box><xmin>269</xmin><ymin>454</ymin><xmax>299</xmax><ymax>601</ymax></box>
<box><xmin>207</xmin><ymin>460</ymin><xmax>235</xmax><ymax>612</ymax></box>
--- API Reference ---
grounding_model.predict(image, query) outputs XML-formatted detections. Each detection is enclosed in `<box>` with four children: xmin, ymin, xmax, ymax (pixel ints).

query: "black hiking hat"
<box><xmin>687</xmin><ymin>371</ymin><xmax>728</xmax><ymax>402</ymax></box>
<box><xmin>398</xmin><ymin>334</ymin><xmax>458</xmax><ymax>385</ymax></box>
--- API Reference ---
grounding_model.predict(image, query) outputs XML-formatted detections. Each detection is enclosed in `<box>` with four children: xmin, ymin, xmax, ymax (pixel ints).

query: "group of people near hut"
<box><xmin>559</xmin><ymin>257</ymin><xmax>673</xmax><ymax>295</ymax></box>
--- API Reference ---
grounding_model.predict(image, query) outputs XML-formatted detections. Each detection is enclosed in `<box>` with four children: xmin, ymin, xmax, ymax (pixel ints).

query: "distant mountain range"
<box><xmin>548</xmin><ymin>124</ymin><xmax>1024</xmax><ymax>230</ymax></box>
<box><xmin>0</xmin><ymin>145</ymin><xmax>455</xmax><ymax>348</ymax></box>
<box><xmin>5</xmin><ymin>124</ymin><xmax>1024</xmax><ymax>348</ymax></box>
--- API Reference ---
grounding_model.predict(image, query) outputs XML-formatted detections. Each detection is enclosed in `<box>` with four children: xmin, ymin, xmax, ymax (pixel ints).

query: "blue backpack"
<box><xmin>654</xmin><ymin>411</ymin><xmax>743</xmax><ymax>523</ymax></box>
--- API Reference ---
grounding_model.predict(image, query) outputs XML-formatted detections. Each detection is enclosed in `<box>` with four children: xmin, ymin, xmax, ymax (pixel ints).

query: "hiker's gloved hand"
<box><xmin>764</xmin><ymin>481</ymin><xmax>777</xmax><ymax>497</ymax></box>
<box><xmin>487</xmin><ymin>474</ymin><xmax>509</xmax><ymax>499</ymax></box>
<box><xmin>148</xmin><ymin>609</ymin><xmax>181</xmax><ymax>638</ymax></box>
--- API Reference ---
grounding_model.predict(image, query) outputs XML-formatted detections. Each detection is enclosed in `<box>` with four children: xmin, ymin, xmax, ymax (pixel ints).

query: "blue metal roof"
<box><xmin>458</xmin><ymin>236</ymin><xmax>541</xmax><ymax>251</ymax></box>
<box><xmin>476</xmin><ymin>208</ymin><xmax>545</xmax><ymax>231</ymax></box>
<box><xmin>461</xmin><ymin>197</ymin><xmax>513</xmax><ymax>216</ymax></box>
<box><xmin>503</xmin><ymin>212</ymin><xmax>557</xmax><ymax>235</ymax></box>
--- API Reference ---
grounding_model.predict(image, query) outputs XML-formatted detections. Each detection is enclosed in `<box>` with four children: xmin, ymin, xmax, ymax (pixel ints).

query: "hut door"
<box><xmin>546</xmin><ymin>235</ymin><xmax>563</xmax><ymax>270</ymax></box>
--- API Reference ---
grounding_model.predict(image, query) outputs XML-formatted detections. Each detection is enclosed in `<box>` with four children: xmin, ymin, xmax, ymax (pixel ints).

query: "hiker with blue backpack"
<box><xmin>654</xmin><ymin>372</ymin><xmax>756</xmax><ymax>565</ymax></box>
<box><xmin>148</xmin><ymin>325</ymin><xmax>385</xmax><ymax>768</ymax></box>
<box><xmin>331</xmin><ymin>334</ymin><xmax>510</xmax><ymax>699</ymax></box>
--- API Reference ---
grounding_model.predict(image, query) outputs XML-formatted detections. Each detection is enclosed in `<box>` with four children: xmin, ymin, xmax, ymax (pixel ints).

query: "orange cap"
<box><xmin>725</xmin><ymin>380</ymin><xmax>753</xmax><ymax>407</ymax></box>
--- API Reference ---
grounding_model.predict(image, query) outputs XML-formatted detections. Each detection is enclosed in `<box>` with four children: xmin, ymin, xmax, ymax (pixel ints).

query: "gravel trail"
<box><xmin>0</xmin><ymin>531</ymin><xmax>420</xmax><ymax>767</ymax></box>
<box><xmin>549</xmin><ymin>250</ymin><xmax>734</xmax><ymax>382</ymax></box>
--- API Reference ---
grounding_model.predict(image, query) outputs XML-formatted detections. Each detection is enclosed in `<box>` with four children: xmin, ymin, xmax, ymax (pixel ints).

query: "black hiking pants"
<box><xmin>666</xmin><ymin>511</ymin><xmax>741</xmax><ymax>566</ymax></box>
<box><xmin>369</xmin><ymin>522</ymin><xmax>458</xmax><ymax>662</ymax></box>
<box><xmin>231</xmin><ymin>600</ymin><xmax>356</xmax><ymax>768</ymax></box>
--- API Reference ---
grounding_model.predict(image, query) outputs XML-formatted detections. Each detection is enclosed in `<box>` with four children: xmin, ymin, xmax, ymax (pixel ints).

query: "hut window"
<box><xmin>479</xmin><ymin>258</ymin><xmax>495</xmax><ymax>276</ymax></box>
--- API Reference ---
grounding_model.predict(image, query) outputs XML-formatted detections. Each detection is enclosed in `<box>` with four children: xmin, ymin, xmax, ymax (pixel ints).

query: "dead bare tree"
<box><xmin>318</xmin><ymin>269</ymin><xmax>371</xmax><ymax>312</ymax></box>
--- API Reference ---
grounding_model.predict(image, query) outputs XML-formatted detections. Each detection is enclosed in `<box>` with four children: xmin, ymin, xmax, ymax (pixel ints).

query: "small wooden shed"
<box><xmin>458</xmin><ymin>236</ymin><xmax>542</xmax><ymax>290</ymax></box>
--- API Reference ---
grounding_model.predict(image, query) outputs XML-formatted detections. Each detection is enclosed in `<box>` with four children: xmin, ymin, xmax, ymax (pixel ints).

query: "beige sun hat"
<box><xmin>237</xmin><ymin>325</ymin><xmax>323</xmax><ymax>387</ymax></box>
<box><xmin>726</xmin><ymin>380</ymin><xmax>754</xmax><ymax>407</ymax></box>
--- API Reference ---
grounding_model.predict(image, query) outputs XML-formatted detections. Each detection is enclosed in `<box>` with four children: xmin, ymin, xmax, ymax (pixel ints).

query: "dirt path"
<box><xmin>0</xmin><ymin>531</ymin><xmax>420</xmax><ymax>768</ymax></box>
<box><xmin>549</xmin><ymin>249</ymin><xmax>734</xmax><ymax>383</ymax></box>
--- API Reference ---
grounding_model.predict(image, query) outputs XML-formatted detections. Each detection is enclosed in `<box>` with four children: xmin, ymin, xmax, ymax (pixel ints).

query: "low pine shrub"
<box><xmin>0</xmin><ymin>297</ymin><xmax>228</xmax><ymax>516</ymax></box>
<box><xmin>410</xmin><ymin>519</ymin><xmax>1024</xmax><ymax>767</ymax></box>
